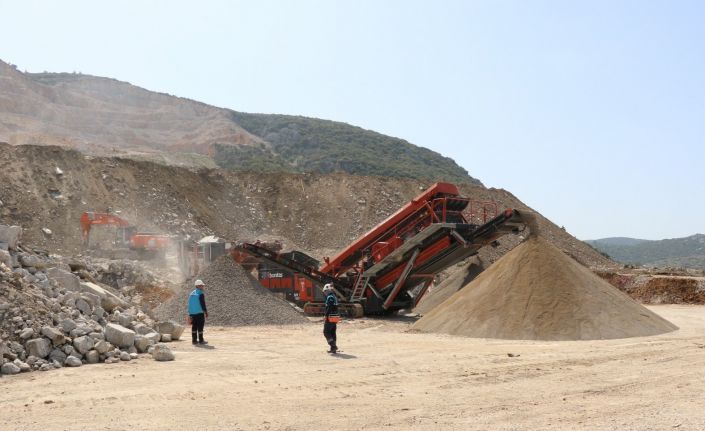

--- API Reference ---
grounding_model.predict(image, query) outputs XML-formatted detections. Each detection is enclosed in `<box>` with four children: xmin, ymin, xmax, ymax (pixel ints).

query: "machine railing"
<box><xmin>358</xmin><ymin>196</ymin><xmax>470</xmax><ymax>265</ymax></box>
<box><xmin>466</xmin><ymin>200</ymin><xmax>499</xmax><ymax>225</ymax></box>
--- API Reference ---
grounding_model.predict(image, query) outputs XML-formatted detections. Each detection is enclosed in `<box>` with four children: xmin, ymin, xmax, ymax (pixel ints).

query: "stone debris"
<box><xmin>0</xmin><ymin>224</ymin><xmax>179</xmax><ymax>376</ymax></box>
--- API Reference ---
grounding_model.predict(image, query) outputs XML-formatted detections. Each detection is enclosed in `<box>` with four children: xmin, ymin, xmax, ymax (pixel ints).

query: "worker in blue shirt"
<box><xmin>188</xmin><ymin>279</ymin><xmax>209</xmax><ymax>345</ymax></box>
<box><xmin>322</xmin><ymin>283</ymin><xmax>340</xmax><ymax>354</ymax></box>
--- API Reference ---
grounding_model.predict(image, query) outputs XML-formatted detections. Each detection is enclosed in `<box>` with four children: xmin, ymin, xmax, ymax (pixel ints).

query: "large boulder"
<box><xmin>64</xmin><ymin>356</ymin><xmax>82</xmax><ymax>367</ymax></box>
<box><xmin>144</xmin><ymin>332</ymin><xmax>161</xmax><ymax>345</ymax></box>
<box><xmin>1</xmin><ymin>362</ymin><xmax>21</xmax><ymax>375</ymax></box>
<box><xmin>154</xmin><ymin>321</ymin><xmax>185</xmax><ymax>340</ymax></box>
<box><xmin>49</xmin><ymin>348</ymin><xmax>67</xmax><ymax>364</ymax></box>
<box><xmin>118</xmin><ymin>313</ymin><xmax>134</xmax><ymax>328</ymax></box>
<box><xmin>73</xmin><ymin>336</ymin><xmax>94</xmax><ymax>355</ymax></box>
<box><xmin>79</xmin><ymin>282</ymin><xmax>129</xmax><ymax>311</ymax></box>
<box><xmin>75</xmin><ymin>298</ymin><xmax>92</xmax><ymax>315</ymax></box>
<box><xmin>104</xmin><ymin>323</ymin><xmax>135</xmax><ymax>348</ymax></box>
<box><xmin>19</xmin><ymin>327</ymin><xmax>34</xmax><ymax>340</ymax></box>
<box><xmin>15</xmin><ymin>359</ymin><xmax>31</xmax><ymax>373</ymax></box>
<box><xmin>60</xmin><ymin>319</ymin><xmax>77</xmax><ymax>334</ymax></box>
<box><xmin>133</xmin><ymin>335</ymin><xmax>152</xmax><ymax>353</ymax></box>
<box><xmin>85</xmin><ymin>350</ymin><xmax>100</xmax><ymax>364</ymax></box>
<box><xmin>19</xmin><ymin>254</ymin><xmax>44</xmax><ymax>269</ymax></box>
<box><xmin>25</xmin><ymin>338</ymin><xmax>52</xmax><ymax>358</ymax></box>
<box><xmin>81</xmin><ymin>292</ymin><xmax>101</xmax><ymax>308</ymax></box>
<box><xmin>132</xmin><ymin>323</ymin><xmax>154</xmax><ymax>336</ymax></box>
<box><xmin>101</xmin><ymin>296</ymin><xmax>123</xmax><ymax>313</ymax></box>
<box><xmin>0</xmin><ymin>225</ymin><xmax>22</xmax><ymax>250</ymax></box>
<box><xmin>151</xmin><ymin>343</ymin><xmax>174</xmax><ymax>362</ymax></box>
<box><xmin>94</xmin><ymin>340</ymin><xmax>112</xmax><ymax>354</ymax></box>
<box><xmin>41</xmin><ymin>326</ymin><xmax>66</xmax><ymax>346</ymax></box>
<box><xmin>47</xmin><ymin>267</ymin><xmax>81</xmax><ymax>291</ymax></box>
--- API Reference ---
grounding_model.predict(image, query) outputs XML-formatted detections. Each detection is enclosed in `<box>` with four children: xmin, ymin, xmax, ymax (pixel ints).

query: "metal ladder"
<box><xmin>350</xmin><ymin>273</ymin><xmax>372</xmax><ymax>301</ymax></box>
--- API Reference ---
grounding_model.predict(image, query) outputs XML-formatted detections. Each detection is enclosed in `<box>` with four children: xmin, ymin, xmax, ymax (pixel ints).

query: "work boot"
<box><xmin>198</xmin><ymin>332</ymin><xmax>207</xmax><ymax>345</ymax></box>
<box><xmin>192</xmin><ymin>332</ymin><xmax>198</xmax><ymax>345</ymax></box>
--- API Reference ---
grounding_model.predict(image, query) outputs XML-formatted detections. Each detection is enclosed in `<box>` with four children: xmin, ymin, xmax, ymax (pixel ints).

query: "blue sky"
<box><xmin>1</xmin><ymin>0</ymin><xmax>703</xmax><ymax>240</ymax></box>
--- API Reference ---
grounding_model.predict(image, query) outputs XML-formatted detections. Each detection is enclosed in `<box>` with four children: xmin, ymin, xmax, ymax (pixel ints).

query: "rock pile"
<box><xmin>412</xmin><ymin>236</ymin><xmax>678</xmax><ymax>340</ymax></box>
<box><xmin>155</xmin><ymin>256</ymin><xmax>308</xmax><ymax>326</ymax></box>
<box><xmin>0</xmin><ymin>224</ymin><xmax>184</xmax><ymax>376</ymax></box>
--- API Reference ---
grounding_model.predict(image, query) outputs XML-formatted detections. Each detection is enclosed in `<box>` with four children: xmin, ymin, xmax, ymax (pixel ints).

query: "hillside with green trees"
<box><xmin>586</xmin><ymin>234</ymin><xmax>705</xmax><ymax>268</ymax></box>
<box><xmin>216</xmin><ymin>112</ymin><xmax>481</xmax><ymax>185</ymax></box>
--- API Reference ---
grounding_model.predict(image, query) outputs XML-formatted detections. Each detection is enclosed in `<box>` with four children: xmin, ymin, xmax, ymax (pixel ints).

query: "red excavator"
<box><xmin>79</xmin><ymin>211</ymin><xmax>171</xmax><ymax>257</ymax></box>
<box><xmin>231</xmin><ymin>182</ymin><xmax>530</xmax><ymax>316</ymax></box>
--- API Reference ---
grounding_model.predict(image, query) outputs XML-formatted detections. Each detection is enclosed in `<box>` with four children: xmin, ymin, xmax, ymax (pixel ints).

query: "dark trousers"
<box><xmin>323</xmin><ymin>321</ymin><xmax>337</xmax><ymax>349</ymax></box>
<box><xmin>191</xmin><ymin>313</ymin><xmax>205</xmax><ymax>343</ymax></box>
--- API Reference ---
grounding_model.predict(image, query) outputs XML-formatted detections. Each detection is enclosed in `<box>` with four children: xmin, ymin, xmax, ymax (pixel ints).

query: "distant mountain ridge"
<box><xmin>586</xmin><ymin>234</ymin><xmax>705</xmax><ymax>268</ymax></box>
<box><xmin>0</xmin><ymin>59</ymin><xmax>479</xmax><ymax>185</ymax></box>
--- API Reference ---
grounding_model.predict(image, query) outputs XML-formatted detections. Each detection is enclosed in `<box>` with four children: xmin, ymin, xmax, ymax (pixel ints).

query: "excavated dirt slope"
<box><xmin>0</xmin><ymin>143</ymin><xmax>614</xmax><ymax>269</ymax></box>
<box><xmin>154</xmin><ymin>256</ymin><xmax>307</xmax><ymax>326</ymax></box>
<box><xmin>597</xmin><ymin>270</ymin><xmax>705</xmax><ymax>305</ymax></box>
<box><xmin>412</xmin><ymin>236</ymin><xmax>677</xmax><ymax>340</ymax></box>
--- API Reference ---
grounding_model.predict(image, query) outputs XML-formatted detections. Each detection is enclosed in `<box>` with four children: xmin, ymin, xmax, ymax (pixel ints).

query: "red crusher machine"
<box><xmin>231</xmin><ymin>183</ymin><xmax>528</xmax><ymax>316</ymax></box>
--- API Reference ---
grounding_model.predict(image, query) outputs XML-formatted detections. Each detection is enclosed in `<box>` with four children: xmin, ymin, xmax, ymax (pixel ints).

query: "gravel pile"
<box><xmin>413</xmin><ymin>236</ymin><xmax>678</xmax><ymax>340</ymax></box>
<box><xmin>414</xmin><ymin>256</ymin><xmax>485</xmax><ymax>315</ymax></box>
<box><xmin>155</xmin><ymin>256</ymin><xmax>307</xmax><ymax>326</ymax></box>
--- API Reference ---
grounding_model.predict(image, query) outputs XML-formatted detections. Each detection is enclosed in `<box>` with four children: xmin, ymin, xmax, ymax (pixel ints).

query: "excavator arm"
<box><xmin>79</xmin><ymin>212</ymin><xmax>131</xmax><ymax>247</ymax></box>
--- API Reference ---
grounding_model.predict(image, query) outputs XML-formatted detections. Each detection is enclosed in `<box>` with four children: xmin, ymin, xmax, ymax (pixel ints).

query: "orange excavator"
<box><xmin>79</xmin><ymin>211</ymin><xmax>171</xmax><ymax>257</ymax></box>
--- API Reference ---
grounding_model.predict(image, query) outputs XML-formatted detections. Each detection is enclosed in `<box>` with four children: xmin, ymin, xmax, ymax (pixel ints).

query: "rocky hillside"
<box><xmin>587</xmin><ymin>234</ymin><xmax>705</xmax><ymax>269</ymax></box>
<box><xmin>0</xmin><ymin>60</ymin><xmax>477</xmax><ymax>184</ymax></box>
<box><xmin>0</xmin><ymin>143</ymin><xmax>612</xmax><ymax>269</ymax></box>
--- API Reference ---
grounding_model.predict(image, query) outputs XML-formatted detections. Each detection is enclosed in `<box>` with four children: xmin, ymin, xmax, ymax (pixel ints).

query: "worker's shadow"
<box><xmin>332</xmin><ymin>353</ymin><xmax>356</xmax><ymax>359</ymax></box>
<box><xmin>195</xmin><ymin>345</ymin><xmax>216</xmax><ymax>350</ymax></box>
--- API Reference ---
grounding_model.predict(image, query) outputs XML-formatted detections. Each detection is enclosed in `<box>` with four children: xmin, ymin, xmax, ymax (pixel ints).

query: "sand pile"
<box><xmin>412</xmin><ymin>236</ymin><xmax>677</xmax><ymax>340</ymax></box>
<box><xmin>155</xmin><ymin>256</ymin><xmax>307</xmax><ymax>326</ymax></box>
<box><xmin>414</xmin><ymin>257</ymin><xmax>485</xmax><ymax>315</ymax></box>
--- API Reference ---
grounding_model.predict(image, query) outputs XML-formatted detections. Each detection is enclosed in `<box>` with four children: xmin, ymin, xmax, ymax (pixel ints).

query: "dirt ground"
<box><xmin>2</xmin><ymin>305</ymin><xmax>705</xmax><ymax>431</ymax></box>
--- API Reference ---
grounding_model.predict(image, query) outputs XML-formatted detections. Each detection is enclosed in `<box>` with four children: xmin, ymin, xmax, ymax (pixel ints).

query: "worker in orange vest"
<box><xmin>322</xmin><ymin>284</ymin><xmax>340</xmax><ymax>354</ymax></box>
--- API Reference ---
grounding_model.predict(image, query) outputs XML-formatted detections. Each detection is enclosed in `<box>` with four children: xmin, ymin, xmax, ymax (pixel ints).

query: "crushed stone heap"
<box><xmin>412</xmin><ymin>236</ymin><xmax>677</xmax><ymax>340</ymax></box>
<box><xmin>155</xmin><ymin>256</ymin><xmax>307</xmax><ymax>326</ymax></box>
<box><xmin>414</xmin><ymin>256</ymin><xmax>485</xmax><ymax>316</ymax></box>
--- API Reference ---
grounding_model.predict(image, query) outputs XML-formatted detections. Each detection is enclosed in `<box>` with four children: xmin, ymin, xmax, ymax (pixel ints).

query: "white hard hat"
<box><xmin>323</xmin><ymin>283</ymin><xmax>333</xmax><ymax>293</ymax></box>
<box><xmin>195</xmin><ymin>279</ymin><xmax>205</xmax><ymax>287</ymax></box>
